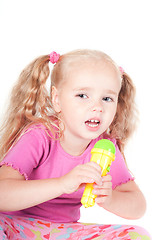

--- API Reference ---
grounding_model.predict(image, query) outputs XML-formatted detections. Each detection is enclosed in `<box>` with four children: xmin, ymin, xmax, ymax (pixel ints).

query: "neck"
<box><xmin>59</xmin><ymin>135</ymin><xmax>91</xmax><ymax>156</ymax></box>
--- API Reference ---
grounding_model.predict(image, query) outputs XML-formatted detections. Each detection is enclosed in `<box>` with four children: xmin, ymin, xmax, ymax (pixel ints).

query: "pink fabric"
<box><xmin>0</xmin><ymin>125</ymin><xmax>134</xmax><ymax>223</ymax></box>
<box><xmin>0</xmin><ymin>214</ymin><xmax>152</xmax><ymax>240</ymax></box>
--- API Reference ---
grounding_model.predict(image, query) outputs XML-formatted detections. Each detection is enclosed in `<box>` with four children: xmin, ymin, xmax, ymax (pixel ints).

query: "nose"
<box><xmin>91</xmin><ymin>101</ymin><xmax>103</xmax><ymax>113</ymax></box>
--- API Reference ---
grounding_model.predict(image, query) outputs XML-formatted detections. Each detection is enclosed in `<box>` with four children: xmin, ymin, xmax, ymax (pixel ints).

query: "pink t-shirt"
<box><xmin>0</xmin><ymin>125</ymin><xmax>134</xmax><ymax>223</ymax></box>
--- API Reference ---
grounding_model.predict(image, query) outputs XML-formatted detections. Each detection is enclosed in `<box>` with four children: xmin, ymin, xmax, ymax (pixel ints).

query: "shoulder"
<box><xmin>0</xmin><ymin>124</ymin><xmax>57</xmax><ymax>179</ymax></box>
<box><xmin>21</xmin><ymin>123</ymin><xmax>56</xmax><ymax>144</ymax></box>
<box><xmin>7</xmin><ymin>123</ymin><xmax>57</xmax><ymax>161</ymax></box>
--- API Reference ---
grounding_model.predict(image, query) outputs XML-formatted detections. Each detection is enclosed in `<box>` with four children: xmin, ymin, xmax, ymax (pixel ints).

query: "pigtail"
<box><xmin>109</xmin><ymin>72</ymin><xmax>138</xmax><ymax>153</ymax></box>
<box><xmin>0</xmin><ymin>55</ymin><xmax>57</xmax><ymax>160</ymax></box>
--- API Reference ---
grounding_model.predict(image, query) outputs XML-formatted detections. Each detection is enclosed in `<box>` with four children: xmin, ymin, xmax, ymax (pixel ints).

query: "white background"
<box><xmin>0</xmin><ymin>0</ymin><xmax>158</xmax><ymax>238</ymax></box>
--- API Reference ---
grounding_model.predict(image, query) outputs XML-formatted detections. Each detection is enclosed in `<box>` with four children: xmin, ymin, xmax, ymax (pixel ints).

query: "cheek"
<box><xmin>106</xmin><ymin>104</ymin><xmax>117</xmax><ymax>123</ymax></box>
<box><xmin>60</xmin><ymin>102</ymin><xmax>77</xmax><ymax>122</ymax></box>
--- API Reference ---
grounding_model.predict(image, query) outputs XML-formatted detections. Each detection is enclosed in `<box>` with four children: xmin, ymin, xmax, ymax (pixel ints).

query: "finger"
<box><xmin>87</xmin><ymin>162</ymin><xmax>102</xmax><ymax>173</ymax></box>
<box><xmin>78</xmin><ymin>176</ymin><xmax>94</xmax><ymax>184</ymax></box>
<box><xmin>102</xmin><ymin>175</ymin><xmax>112</xmax><ymax>182</ymax></box>
<box><xmin>79</xmin><ymin>164</ymin><xmax>102</xmax><ymax>185</ymax></box>
<box><xmin>94</xmin><ymin>183</ymin><xmax>112</xmax><ymax>190</ymax></box>
<box><xmin>95</xmin><ymin>196</ymin><xmax>107</xmax><ymax>204</ymax></box>
<box><xmin>78</xmin><ymin>172</ymin><xmax>102</xmax><ymax>186</ymax></box>
<box><xmin>102</xmin><ymin>180</ymin><xmax>112</xmax><ymax>188</ymax></box>
<box><xmin>93</xmin><ymin>179</ymin><xmax>112</xmax><ymax>189</ymax></box>
<box><xmin>92</xmin><ymin>174</ymin><xmax>112</xmax><ymax>189</ymax></box>
<box><xmin>80</xmin><ymin>163</ymin><xmax>101</xmax><ymax>176</ymax></box>
<box><xmin>81</xmin><ymin>169</ymin><xmax>102</xmax><ymax>183</ymax></box>
<box><xmin>92</xmin><ymin>188</ymin><xmax>112</xmax><ymax>196</ymax></box>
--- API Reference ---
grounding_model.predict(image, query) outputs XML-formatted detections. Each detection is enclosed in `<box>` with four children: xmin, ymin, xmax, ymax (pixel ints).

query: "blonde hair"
<box><xmin>0</xmin><ymin>49</ymin><xmax>138</xmax><ymax>160</ymax></box>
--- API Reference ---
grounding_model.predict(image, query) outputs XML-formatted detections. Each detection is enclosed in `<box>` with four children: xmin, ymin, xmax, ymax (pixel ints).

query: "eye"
<box><xmin>103</xmin><ymin>97</ymin><xmax>113</xmax><ymax>102</ymax></box>
<box><xmin>76</xmin><ymin>94</ymin><xmax>88</xmax><ymax>99</ymax></box>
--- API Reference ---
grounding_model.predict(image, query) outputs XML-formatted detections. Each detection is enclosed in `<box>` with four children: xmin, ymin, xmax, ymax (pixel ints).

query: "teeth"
<box><xmin>88</xmin><ymin>119</ymin><xmax>99</xmax><ymax>123</ymax></box>
<box><xmin>86</xmin><ymin>122</ymin><xmax>99</xmax><ymax>127</ymax></box>
<box><xmin>85</xmin><ymin>119</ymin><xmax>100</xmax><ymax>128</ymax></box>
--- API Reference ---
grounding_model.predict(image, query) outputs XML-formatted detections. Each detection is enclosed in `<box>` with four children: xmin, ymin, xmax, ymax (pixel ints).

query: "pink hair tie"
<box><xmin>49</xmin><ymin>51</ymin><xmax>60</xmax><ymax>64</ymax></box>
<box><xmin>119</xmin><ymin>66</ymin><xmax>124</xmax><ymax>74</ymax></box>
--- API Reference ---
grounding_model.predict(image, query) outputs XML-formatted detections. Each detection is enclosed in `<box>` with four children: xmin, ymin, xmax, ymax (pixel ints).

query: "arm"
<box><xmin>0</xmin><ymin>162</ymin><xmax>102</xmax><ymax>211</ymax></box>
<box><xmin>93</xmin><ymin>176</ymin><xmax>146</xmax><ymax>220</ymax></box>
<box><xmin>0</xmin><ymin>166</ymin><xmax>64</xmax><ymax>211</ymax></box>
<box><xmin>107</xmin><ymin>180</ymin><xmax>146</xmax><ymax>219</ymax></box>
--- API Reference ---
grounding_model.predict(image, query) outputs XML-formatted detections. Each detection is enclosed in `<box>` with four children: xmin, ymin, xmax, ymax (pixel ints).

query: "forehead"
<box><xmin>63</xmin><ymin>60</ymin><xmax>121</xmax><ymax>92</ymax></box>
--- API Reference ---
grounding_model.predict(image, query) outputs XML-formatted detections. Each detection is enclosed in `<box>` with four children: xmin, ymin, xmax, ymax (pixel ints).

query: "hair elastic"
<box><xmin>119</xmin><ymin>66</ymin><xmax>124</xmax><ymax>74</ymax></box>
<box><xmin>49</xmin><ymin>51</ymin><xmax>60</xmax><ymax>64</ymax></box>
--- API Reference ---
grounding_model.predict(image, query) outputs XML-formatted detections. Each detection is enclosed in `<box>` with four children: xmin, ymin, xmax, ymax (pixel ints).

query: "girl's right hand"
<box><xmin>59</xmin><ymin>162</ymin><xmax>102</xmax><ymax>194</ymax></box>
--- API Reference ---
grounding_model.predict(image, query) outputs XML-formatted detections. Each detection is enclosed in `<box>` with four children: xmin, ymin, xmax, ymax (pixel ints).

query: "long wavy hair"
<box><xmin>0</xmin><ymin>49</ymin><xmax>138</xmax><ymax>161</ymax></box>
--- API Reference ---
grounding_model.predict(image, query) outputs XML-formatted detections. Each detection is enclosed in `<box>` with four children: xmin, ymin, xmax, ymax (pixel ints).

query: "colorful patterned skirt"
<box><xmin>0</xmin><ymin>214</ymin><xmax>151</xmax><ymax>240</ymax></box>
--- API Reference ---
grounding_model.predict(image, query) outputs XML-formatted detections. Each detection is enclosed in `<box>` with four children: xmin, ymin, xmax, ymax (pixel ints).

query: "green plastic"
<box><xmin>94</xmin><ymin>139</ymin><xmax>116</xmax><ymax>154</ymax></box>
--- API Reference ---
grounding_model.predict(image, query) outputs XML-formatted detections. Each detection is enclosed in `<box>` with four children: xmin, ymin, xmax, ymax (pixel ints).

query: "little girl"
<box><xmin>0</xmin><ymin>50</ymin><xmax>151</xmax><ymax>239</ymax></box>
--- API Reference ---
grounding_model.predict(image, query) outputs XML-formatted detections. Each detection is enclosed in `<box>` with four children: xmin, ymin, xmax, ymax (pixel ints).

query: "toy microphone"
<box><xmin>81</xmin><ymin>139</ymin><xmax>115</xmax><ymax>208</ymax></box>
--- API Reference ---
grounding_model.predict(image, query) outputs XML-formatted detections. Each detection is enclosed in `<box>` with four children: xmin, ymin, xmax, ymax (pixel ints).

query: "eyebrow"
<box><xmin>73</xmin><ymin>87</ymin><xmax>91</xmax><ymax>91</ymax></box>
<box><xmin>73</xmin><ymin>87</ymin><xmax>118</xmax><ymax>96</ymax></box>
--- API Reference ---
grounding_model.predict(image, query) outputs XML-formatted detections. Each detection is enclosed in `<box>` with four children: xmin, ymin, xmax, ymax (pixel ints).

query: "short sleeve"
<box><xmin>109</xmin><ymin>139</ymin><xmax>134</xmax><ymax>189</ymax></box>
<box><xmin>0</xmin><ymin>127</ymin><xmax>49</xmax><ymax>180</ymax></box>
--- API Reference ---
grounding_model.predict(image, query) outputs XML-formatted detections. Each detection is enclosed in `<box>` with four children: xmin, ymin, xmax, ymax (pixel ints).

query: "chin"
<box><xmin>84</xmin><ymin>132</ymin><xmax>102</xmax><ymax>141</ymax></box>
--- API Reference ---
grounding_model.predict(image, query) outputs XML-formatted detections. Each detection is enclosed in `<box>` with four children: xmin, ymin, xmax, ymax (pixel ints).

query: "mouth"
<box><xmin>85</xmin><ymin>119</ymin><xmax>100</xmax><ymax>128</ymax></box>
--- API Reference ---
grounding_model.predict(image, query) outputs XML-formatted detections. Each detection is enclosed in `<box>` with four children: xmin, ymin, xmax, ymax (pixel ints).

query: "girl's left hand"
<box><xmin>92</xmin><ymin>174</ymin><xmax>112</xmax><ymax>208</ymax></box>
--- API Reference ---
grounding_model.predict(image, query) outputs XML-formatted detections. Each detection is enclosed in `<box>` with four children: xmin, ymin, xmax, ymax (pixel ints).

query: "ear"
<box><xmin>51</xmin><ymin>86</ymin><xmax>61</xmax><ymax>113</ymax></box>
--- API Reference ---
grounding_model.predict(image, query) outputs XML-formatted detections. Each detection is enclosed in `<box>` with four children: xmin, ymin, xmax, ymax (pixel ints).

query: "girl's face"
<box><xmin>52</xmin><ymin>61</ymin><xmax>121</xmax><ymax>144</ymax></box>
